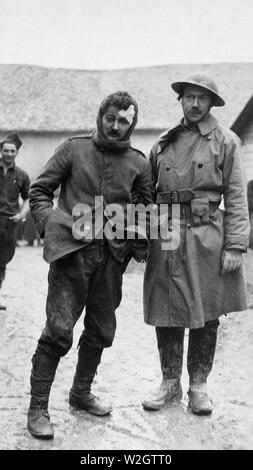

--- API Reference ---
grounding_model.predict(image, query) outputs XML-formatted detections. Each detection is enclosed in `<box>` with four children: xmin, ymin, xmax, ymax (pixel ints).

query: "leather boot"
<box><xmin>0</xmin><ymin>281</ymin><xmax>6</xmax><ymax>310</ymax></box>
<box><xmin>187</xmin><ymin>319</ymin><xmax>219</xmax><ymax>416</ymax></box>
<box><xmin>187</xmin><ymin>387</ymin><xmax>213</xmax><ymax>416</ymax></box>
<box><xmin>27</xmin><ymin>398</ymin><xmax>54</xmax><ymax>439</ymax></box>
<box><xmin>142</xmin><ymin>378</ymin><xmax>182</xmax><ymax>410</ymax></box>
<box><xmin>142</xmin><ymin>327</ymin><xmax>184</xmax><ymax>411</ymax></box>
<box><xmin>27</xmin><ymin>351</ymin><xmax>60</xmax><ymax>439</ymax></box>
<box><xmin>69</xmin><ymin>337</ymin><xmax>112</xmax><ymax>416</ymax></box>
<box><xmin>0</xmin><ymin>301</ymin><xmax>6</xmax><ymax>310</ymax></box>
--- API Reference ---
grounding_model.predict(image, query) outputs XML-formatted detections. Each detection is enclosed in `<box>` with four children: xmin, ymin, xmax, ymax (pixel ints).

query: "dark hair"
<box><xmin>100</xmin><ymin>91</ymin><xmax>138</xmax><ymax>115</ymax></box>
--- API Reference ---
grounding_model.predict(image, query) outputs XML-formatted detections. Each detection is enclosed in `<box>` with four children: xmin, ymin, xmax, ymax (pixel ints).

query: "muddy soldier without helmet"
<box><xmin>142</xmin><ymin>73</ymin><xmax>249</xmax><ymax>415</ymax></box>
<box><xmin>27</xmin><ymin>91</ymin><xmax>153</xmax><ymax>440</ymax></box>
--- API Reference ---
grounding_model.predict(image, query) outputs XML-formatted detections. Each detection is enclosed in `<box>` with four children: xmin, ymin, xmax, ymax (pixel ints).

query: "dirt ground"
<box><xmin>0</xmin><ymin>245</ymin><xmax>253</xmax><ymax>450</ymax></box>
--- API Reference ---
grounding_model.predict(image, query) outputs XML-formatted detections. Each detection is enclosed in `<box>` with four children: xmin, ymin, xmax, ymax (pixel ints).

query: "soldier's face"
<box><xmin>1</xmin><ymin>143</ymin><xmax>18</xmax><ymax>166</ymax></box>
<box><xmin>101</xmin><ymin>105</ymin><xmax>132</xmax><ymax>140</ymax></box>
<box><xmin>181</xmin><ymin>85</ymin><xmax>213</xmax><ymax>124</ymax></box>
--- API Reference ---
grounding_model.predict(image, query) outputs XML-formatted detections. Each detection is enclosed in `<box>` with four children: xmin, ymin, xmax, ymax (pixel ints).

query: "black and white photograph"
<box><xmin>0</xmin><ymin>0</ymin><xmax>252</xmax><ymax>456</ymax></box>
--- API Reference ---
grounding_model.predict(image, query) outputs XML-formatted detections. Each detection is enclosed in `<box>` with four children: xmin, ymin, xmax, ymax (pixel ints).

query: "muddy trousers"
<box><xmin>29</xmin><ymin>242</ymin><xmax>129</xmax><ymax>407</ymax></box>
<box><xmin>156</xmin><ymin>319</ymin><xmax>219</xmax><ymax>384</ymax></box>
<box><xmin>29</xmin><ymin>344</ymin><xmax>103</xmax><ymax>408</ymax></box>
<box><xmin>29</xmin><ymin>352</ymin><xmax>60</xmax><ymax>408</ymax></box>
<box><xmin>70</xmin><ymin>336</ymin><xmax>103</xmax><ymax>396</ymax></box>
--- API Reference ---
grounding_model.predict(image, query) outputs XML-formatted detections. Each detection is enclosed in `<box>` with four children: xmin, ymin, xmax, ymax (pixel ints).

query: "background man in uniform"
<box><xmin>143</xmin><ymin>74</ymin><xmax>249</xmax><ymax>416</ymax></box>
<box><xmin>0</xmin><ymin>133</ymin><xmax>30</xmax><ymax>310</ymax></box>
<box><xmin>27</xmin><ymin>91</ymin><xmax>152</xmax><ymax>439</ymax></box>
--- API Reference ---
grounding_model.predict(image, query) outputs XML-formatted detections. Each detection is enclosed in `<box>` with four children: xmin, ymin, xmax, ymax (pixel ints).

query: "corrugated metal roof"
<box><xmin>0</xmin><ymin>62</ymin><xmax>252</xmax><ymax>132</ymax></box>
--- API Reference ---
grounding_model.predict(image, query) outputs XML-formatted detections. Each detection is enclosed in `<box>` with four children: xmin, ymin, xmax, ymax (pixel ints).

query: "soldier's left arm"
<box><xmin>132</xmin><ymin>157</ymin><xmax>153</xmax><ymax>206</ymax></box>
<box><xmin>9</xmin><ymin>172</ymin><xmax>30</xmax><ymax>222</ymax></box>
<box><xmin>222</xmin><ymin>133</ymin><xmax>250</xmax><ymax>271</ymax></box>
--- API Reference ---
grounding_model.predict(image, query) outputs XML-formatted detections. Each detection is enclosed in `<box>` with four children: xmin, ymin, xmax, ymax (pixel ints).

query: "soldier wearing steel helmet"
<box><xmin>142</xmin><ymin>73</ymin><xmax>249</xmax><ymax>415</ymax></box>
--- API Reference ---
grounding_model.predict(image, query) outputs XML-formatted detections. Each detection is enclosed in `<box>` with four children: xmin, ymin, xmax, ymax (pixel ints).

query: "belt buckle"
<box><xmin>171</xmin><ymin>190</ymin><xmax>179</xmax><ymax>204</ymax></box>
<box><xmin>179</xmin><ymin>189</ymin><xmax>195</xmax><ymax>203</ymax></box>
<box><xmin>185</xmin><ymin>189</ymin><xmax>195</xmax><ymax>202</ymax></box>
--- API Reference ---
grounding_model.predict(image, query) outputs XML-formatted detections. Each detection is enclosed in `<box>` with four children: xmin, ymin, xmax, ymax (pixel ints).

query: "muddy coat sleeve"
<box><xmin>132</xmin><ymin>157</ymin><xmax>153</xmax><ymax>206</ymax></box>
<box><xmin>223</xmin><ymin>134</ymin><xmax>249</xmax><ymax>251</ymax></box>
<box><xmin>29</xmin><ymin>140</ymin><xmax>72</xmax><ymax>236</ymax></box>
<box><xmin>148</xmin><ymin>143</ymin><xmax>160</xmax><ymax>202</ymax></box>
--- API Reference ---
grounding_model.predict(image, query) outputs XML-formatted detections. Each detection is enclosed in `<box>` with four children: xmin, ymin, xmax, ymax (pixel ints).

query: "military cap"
<box><xmin>0</xmin><ymin>133</ymin><xmax>22</xmax><ymax>150</ymax></box>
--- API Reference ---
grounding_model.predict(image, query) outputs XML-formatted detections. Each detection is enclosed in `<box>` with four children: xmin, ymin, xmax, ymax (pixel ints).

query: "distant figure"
<box><xmin>142</xmin><ymin>74</ymin><xmax>249</xmax><ymax>416</ymax></box>
<box><xmin>247</xmin><ymin>180</ymin><xmax>253</xmax><ymax>249</ymax></box>
<box><xmin>0</xmin><ymin>133</ymin><xmax>30</xmax><ymax>310</ymax></box>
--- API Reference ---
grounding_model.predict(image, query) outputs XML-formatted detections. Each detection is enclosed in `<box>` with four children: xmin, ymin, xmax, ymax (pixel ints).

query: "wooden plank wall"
<box><xmin>243</xmin><ymin>144</ymin><xmax>253</xmax><ymax>183</ymax></box>
<box><xmin>237</xmin><ymin>116</ymin><xmax>253</xmax><ymax>183</ymax></box>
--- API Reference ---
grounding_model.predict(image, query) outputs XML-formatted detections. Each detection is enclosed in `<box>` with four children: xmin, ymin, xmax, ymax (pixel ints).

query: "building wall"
<box><xmin>234</xmin><ymin>116</ymin><xmax>253</xmax><ymax>183</ymax></box>
<box><xmin>238</xmin><ymin>116</ymin><xmax>253</xmax><ymax>145</ymax></box>
<box><xmin>131</xmin><ymin>130</ymin><xmax>163</xmax><ymax>156</ymax></box>
<box><xmin>1</xmin><ymin>127</ymin><xmax>252</xmax><ymax>184</ymax></box>
<box><xmin>0</xmin><ymin>129</ymin><xmax>163</xmax><ymax>181</ymax></box>
<box><xmin>242</xmin><ymin>144</ymin><xmax>253</xmax><ymax>183</ymax></box>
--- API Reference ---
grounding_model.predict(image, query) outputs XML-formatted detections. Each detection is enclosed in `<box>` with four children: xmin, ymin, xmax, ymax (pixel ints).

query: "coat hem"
<box><xmin>144</xmin><ymin>307</ymin><xmax>248</xmax><ymax>329</ymax></box>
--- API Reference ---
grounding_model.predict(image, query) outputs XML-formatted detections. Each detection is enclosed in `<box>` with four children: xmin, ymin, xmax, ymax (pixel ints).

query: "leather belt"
<box><xmin>156</xmin><ymin>189</ymin><xmax>221</xmax><ymax>204</ymax></box>
<box><xmin>169</xmin><ymin>202</ymin><xmax>220</xmax><ymax>217</ymax></box>
<box><xmin>156</xmin><ymin>189</ymin><xmax>195</xmax><ymax>204</ymax></box>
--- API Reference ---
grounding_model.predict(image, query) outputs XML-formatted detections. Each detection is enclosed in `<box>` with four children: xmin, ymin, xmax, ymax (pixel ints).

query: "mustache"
<box><xmin>189</xmin><ymin>107</ymin><xmax>201</xmax><ymax>114</ymax></box>
<box><xmin>108</xmin><ymin>130</ymin><xmax>120</xmax><ymax>136</ymax></box>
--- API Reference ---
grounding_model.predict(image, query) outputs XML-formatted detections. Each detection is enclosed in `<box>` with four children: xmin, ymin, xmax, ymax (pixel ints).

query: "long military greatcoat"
<box><xmin>144</xmin><ymin>114</ymin><xmax>249</xmax><ymax>328</ymax></box>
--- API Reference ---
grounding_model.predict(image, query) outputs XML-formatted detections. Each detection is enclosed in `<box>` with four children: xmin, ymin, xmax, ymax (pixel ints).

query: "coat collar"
<box><xmin>196</xmin><ymin>113</ymin><xmax>218</xmax><ymax>136</ymax></box>
<box><xmin>0</xmin><ymin>158</ymin><xmax>16</xmax><ymax>171</ymax></box>
<box><xmin>159</xmin><ymin>113</ymin><xmax>218</xmax><ymax>148</ymax></box>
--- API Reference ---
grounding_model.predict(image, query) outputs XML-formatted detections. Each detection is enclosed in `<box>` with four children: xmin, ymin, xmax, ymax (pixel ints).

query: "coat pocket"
<box><xmin>191</xmin><ymin>197</ymin><xmax>209</xmax><ymax>225</ymax></box>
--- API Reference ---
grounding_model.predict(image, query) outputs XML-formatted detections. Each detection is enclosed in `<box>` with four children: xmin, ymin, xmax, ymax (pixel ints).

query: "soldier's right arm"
<box><xmin>29</xmin><ymin>139</ymin><xmax>72</xmax><ymax>236</ymax></box>
<box><xmin>149</xmin><ymin>144</ymin><xmax>159</xmax><ymax>202</ymax></box>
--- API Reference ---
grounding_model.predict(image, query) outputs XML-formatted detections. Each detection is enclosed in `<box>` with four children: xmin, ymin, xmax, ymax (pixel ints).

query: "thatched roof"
<box><xmin>0</xmin><ymin>62</ymin><xmax>252</xmax><ymax>132</ymax></box>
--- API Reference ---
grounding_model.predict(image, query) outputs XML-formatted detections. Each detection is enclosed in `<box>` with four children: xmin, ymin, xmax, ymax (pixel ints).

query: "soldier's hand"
<box><xmin>9</xmin><ymin>213</ymin><xmax>22</xmax><ymax>223</ymax></box>
<box><xmin>221</xmin><ymin>249</ymin><xmax>242</xmax><ymax>274</ymax></box>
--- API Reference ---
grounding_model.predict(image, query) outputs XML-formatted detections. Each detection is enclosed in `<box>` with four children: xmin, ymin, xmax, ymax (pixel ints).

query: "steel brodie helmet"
<box><xmin>171</xmin><ymin>73</ymin><xmax>225</xmax><ymax>107</ymax></box>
